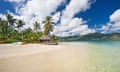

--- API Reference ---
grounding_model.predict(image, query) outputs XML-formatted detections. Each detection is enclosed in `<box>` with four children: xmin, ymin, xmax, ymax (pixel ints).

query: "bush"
<box><xmin>2</xmin><ymin>39</ymin><xmax>21</xmax><ymax>43</ymax></box>
<box><xmin>50</xmin><ymin>35</ymin><xmax>57</xmax><ymax>42</ymax></box>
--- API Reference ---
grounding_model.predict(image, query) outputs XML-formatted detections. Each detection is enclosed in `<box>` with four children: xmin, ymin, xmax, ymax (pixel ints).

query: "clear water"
<box><xmin>63</xmin><ymin>41</ymin><xmax>120</xmax><ymax>72</ymax></box>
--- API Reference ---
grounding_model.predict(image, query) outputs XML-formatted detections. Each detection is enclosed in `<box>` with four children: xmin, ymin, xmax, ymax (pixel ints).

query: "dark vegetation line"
<box><xmin>59</xmin><ymin>33</ymin><xmax>120</xmax><ymax>42</ymax></box>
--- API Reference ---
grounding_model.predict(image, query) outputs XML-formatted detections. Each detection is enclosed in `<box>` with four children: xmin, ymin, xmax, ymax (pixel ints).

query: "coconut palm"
<box><xmin>42</xmin><ymin>16</ymin><xmax>55</xmax><ymax>36</ymax></box>
<box><xmin>6</xmin><ymin>13</ymin><xmax>16</xmax><ymax>29</ymax></box>
<box><xmin>0</xmin><ymin>18</ymin><xmax>9</xmax><ymax>39</ymax></box>
<box><xmin>0</xmin><ymin>19</ymin><xmax>4</xmax><ymax>40</ymax></box>
<box><xmin>5</xmin><ymin>13</ymin><xmax>16</xmax><ymax>39</ymax></box>
<box><xmin>2</xmin><ymin>20</ymin><xmax>8</xmax><ymax>34</ymax></box>
<box><xmin>0</xmin><ymin>18</ymin><xmax>4</xmax><ymax>38</ymax></box>
<box><xmin>0</xmin><ymin>18</ymin><xmax>3</xmax><ymax>31</ymax></box>
<box><xmin>34</xmin><ymin>21</ymin><xmax>40</xmax><ymax>32</ymax></box>
<box><xmin>16</xmin><ymin>20</ymin><xmax>25</xmax><ymax>32</ymax></box>
<box><xmin>0</xmin><ymin>18</ymin><xmax>7</xmax><ymax>33</ymax></box>
<box><xmin>16</xmin><ymin>20</ymin><xmax>25</xmax><ymax>40</ymax></box>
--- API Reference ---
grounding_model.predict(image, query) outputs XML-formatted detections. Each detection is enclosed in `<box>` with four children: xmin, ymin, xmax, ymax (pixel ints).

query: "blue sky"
<box><xmin>78</xmin><ymin>0</ymin><xmax>120</xmax><ymax>28</ymax></box>
<box><xmin>0</xmin><ymin>0</ymin><xmax>14</xmax><ymax>13</ymax></box>
<box><xmin>0</xmin><ymin>0</ymin><xmax>120</xmax><ymax>36</ymax></box>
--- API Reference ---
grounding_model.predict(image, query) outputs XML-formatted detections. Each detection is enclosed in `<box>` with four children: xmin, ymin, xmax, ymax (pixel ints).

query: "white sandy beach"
<box><xmin>0</xmin><ymin>43</ymin><xmax>66</xmax><ymax>59</ymax></box>
<box><xmin>0</xmin><ymin>43</ymin><xmax>120</xmax><ymax>72</ymax></box>
<box><xmin>0</xmin><ymin>43</ymin><xmax>90</xmax><ymax>72</ymax></box>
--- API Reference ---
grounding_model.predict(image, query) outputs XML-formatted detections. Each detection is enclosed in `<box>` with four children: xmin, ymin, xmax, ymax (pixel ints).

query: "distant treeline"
<box><xmin>58</xmin><ymin>33</ymin><xmax>120</xmax><ymax>41</ymax></box>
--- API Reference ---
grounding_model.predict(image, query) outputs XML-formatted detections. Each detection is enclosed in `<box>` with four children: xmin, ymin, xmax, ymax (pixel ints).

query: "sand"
<box><xmin>0</xmin><ymin>43</ymin><xmax>90</xmax><ymax>72</ymax></box>
<box><xmin>0</xmin><ymin>43</ymin><xmax>120</xmax><ymax>72</ymax></box>
<box><xmin>0</xmin><ymin>44</ymin><xmax>65</xmax><ymax>59</ymax></box>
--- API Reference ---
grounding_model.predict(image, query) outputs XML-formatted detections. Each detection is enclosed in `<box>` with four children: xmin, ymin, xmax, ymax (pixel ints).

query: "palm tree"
<box><xmin>0</xmin><ymin>18</ymin><xmax>3</xmax><ymax>32</ymax></box>
<box><xmin>2</xmin><ymin>20</ymin><xmax>8</xmax><ymax>35</ymax></box>
<box><xmin>6</xmin><ymin>13</ymin><xmax>16</xmax><ymax>29</ymax></box>
<box><xmin>16</xmin><ymin>20</ymin><xmax>25</xmax><ymax>40</ymax></box>
<box><xmin>42</xmin><ymin>16</ymin><xmax>55</xmax><ymax>36</ymax></box>
<box><xmin>0</xmin><ymin>18</ymin><xmax>9</xmax><ymax>39</ymax></box>
<box><xmin>6</xmin><ymin>13</ymin><xmax>16</xmax><ymax>39</ymax></box>
<box><xmin>0</xmin><ymin>18</ymin><xmax>4</xmax><ymax>39</ymax></box>
<box><xmin>34</xmin><ymin>21</ymin><xmax>40</xmax><ymax>32</ymax></box>
<box><xmin>16</xmin><ymin>20</ymin><xmax>25</xmax><ymax>32</ymax></box>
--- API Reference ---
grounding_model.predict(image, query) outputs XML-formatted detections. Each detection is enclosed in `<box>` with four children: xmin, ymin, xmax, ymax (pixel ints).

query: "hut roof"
<box><xmin>39</xmin><ymin>35</ymin><xmax>50</xmax><ymax>40</ymax></box>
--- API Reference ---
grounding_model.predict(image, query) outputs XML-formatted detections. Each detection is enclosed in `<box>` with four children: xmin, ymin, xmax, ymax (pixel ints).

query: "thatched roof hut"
<box><xmin>39</xmin><ymin>35</ymin><xmax>50</xmax><ymax>43</ymax></box>
<box><xmin>39</xmin><ymin>35</ymin><xmax>58</xmax><ymax>45</ymax></box>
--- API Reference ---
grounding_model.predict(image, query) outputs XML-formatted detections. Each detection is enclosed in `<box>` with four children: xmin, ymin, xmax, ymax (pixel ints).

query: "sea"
<box><xmin>61</xmin><ymin>41</ymin><xmax>120</xmax><ymax>72</ymax></box>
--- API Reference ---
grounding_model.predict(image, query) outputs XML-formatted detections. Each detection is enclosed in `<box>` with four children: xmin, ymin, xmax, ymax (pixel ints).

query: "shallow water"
<box><xmin>64</xmin><ymin>41</ymin><xmax>120</xmax><ymax>72</ymax></box>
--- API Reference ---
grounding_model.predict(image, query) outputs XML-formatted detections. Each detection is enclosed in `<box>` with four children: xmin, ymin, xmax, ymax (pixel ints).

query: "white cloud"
<box><xmin>70</xmin><ymin>25</ymin><xmax>95</xmax><ymax>35</ymax></box>
<box><xmin>52</xmin><ymin>12</ymin><xmax>61</xmax><ymax>23</ymax></box>
<box><xmin>101</xmin><ymin>9</ymin><xmax>120</xmax><ymax>33</ymax></box>
<box><xmin>55</xmin><ymin>32</ymin><xmax>72</xmax><ymax>37</ymax></box>
<box><xmin>16</xmin><ymin>0</ymin><xmax>65</xmax><ymax>28</ymax></box>
<box><xmin>110</xmin><ymin>9</ymin><xmax>120</xmax><ymax>22</ymax></box>
<box><xmin>60</xmin><ymin>0</ymin><xmax>91</xmax><ymax>26</ymax></box>
<box><xmin>1</xmin><ymin>0</ymin><xmax>65</xmax><ymax>29</ymax></box>
<box><xmin>2</xmin><ymin>0</ymin><xmax>96</xmax><ymax>37</ymax></box>
<box><xmin>52</xmin><ymin>0</ymin><xmax>95</xmax><ymax>37</ymax></box>
<box><xmin>62</xmin><ymin>0</ymin><xmax>90</xmax><ymax>19</ymax></box>
<box><xmin>111</xmin><ymin>22</ymin><xmax>120</xmax><ymax>31</ymax></box>
<box><xmin>109</xmin><ymin>9</ymin><xmax>120</xmax><ymax>32</ymax></box>
<box><xmin>52</xmin><ymin>17</ymin><xmax>95</xmax><ymax>37</ymax></box>
<box><xmin>0</xmin><ymin>14</ymin><xmax>6</xmax><ymax>20</ymax></box>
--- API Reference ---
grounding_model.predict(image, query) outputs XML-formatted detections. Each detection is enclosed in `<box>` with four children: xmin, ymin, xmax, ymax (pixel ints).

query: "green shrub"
<box><xmin>2</xmin><ymin>39</ymin><xmax>21</xmax><ymax>43</ymax></box>
<box><xmin>50</xmin><ymin>35</ymin><xmax>57</xmax><ymax>42</ymax></box>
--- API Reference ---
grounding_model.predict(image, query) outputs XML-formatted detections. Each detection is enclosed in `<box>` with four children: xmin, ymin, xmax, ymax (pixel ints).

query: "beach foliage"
<box><xmin>50</xmin><ymin>35</ymin><xmax>58</xmax><ymax>42</ymax></box>
<box><xmin>0</xmin><ymin>14</ymin><xmax>57</xmax><ymax>43</ymax></box>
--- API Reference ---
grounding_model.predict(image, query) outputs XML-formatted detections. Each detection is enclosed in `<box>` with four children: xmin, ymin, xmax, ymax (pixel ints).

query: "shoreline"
<box><xmin>0</xmin><ymin>43</ymin><xmax>67</xmax><ymax>59</ymax></box>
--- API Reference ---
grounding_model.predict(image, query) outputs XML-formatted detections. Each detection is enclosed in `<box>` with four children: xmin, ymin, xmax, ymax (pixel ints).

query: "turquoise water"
<box><xmin>88</xmin><ymin>41</ymin><xmax>120</xmax><ymax>72</ymax></box>
<box><xmin>63</xmin><ymin>41</ymin><xmax>120</xmax><ymax>72</ymax></box>
<box><xmin>64</xmin><ymin>41</ymin><xmax>120</xmax><ymax>48</ymax></box>
<box><xmin>88</xmin><ymin>41</ymin><xmax>120</xmax><ymax>46</ymax></box>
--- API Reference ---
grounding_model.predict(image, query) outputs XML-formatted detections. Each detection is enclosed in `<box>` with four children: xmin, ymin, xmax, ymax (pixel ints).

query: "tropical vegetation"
<box><xmin>0</xmin><ymin>13</ymin><xmax>57</xmax><ymax>43</ymax></box>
